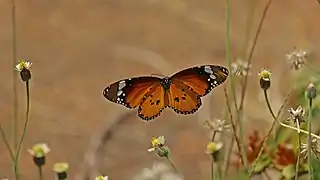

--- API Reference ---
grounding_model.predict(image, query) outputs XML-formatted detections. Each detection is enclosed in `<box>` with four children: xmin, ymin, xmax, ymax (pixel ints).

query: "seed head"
<box><xmin>28</xmin><ymin>143</ymin><xmax>50</xmax><ymax>167</ymax></box>
<box><xmin>300</xmin><ymin>137</ymin><xmax>320</xmax><ymax>159</ymax></box>
<box><xmin>306</xmin><ymin>83</ymin><xmax>317</xmax><ymax>99</ymax></box>
<box><xmin>206</xmin><ymin>141</ymin><xmax>223</xmax><ymax>161</ymax></box>
<box><xmin>15</xmin><ymin>60</ymin><xmax>32</xmax><ymax>81</ymax></box>
<box><xmin>258</xmin><ymin>69</ymin><xmax>271</xmax><ymax>90</ymax></box>
<box><xmin>53</xmin><ymin>162</ymin><xmax>69</xmax><ymax>180</ymax></box>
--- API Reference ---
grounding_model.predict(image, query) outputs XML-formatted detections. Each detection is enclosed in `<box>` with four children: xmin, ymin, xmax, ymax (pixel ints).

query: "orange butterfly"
<box><xmin>103</xmin><ymin>65</ymin><xmax>229</xmax><ymax>120</ymax></box>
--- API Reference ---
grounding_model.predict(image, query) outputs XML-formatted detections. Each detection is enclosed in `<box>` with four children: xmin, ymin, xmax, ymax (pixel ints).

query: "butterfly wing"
<box><xmin>138</xmin><ymin>84</ymin><xmax>168</xmax><ymax>120</ymax></box>
<box><xmin>103</xmin><ymin>77</ymin><xmax>162</xmax><ymax>109</ymax></box>
<box><xmin>170</xmin><ymin>65</ymin><xmax>229</xmax><ymax>97</ymax></box>
<box><xmin>167</xmin><ymin>79</ymin><xmax>202</xmax><ymax>115</ymax></box>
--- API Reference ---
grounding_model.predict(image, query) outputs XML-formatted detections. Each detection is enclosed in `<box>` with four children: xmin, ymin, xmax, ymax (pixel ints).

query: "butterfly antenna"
<box><xmin>151</xmin><ymin>73</ymin><xmax>166</xmax><ymax>78</ymax></box>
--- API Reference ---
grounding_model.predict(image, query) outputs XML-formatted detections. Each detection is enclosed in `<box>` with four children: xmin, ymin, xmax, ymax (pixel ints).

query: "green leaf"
<box><xmin>281</xmin><ymin>164</ymin><xmax>308</xmax><ymax>179</ymax></box>
<box><xmin>229</xmin><ymin>169</ymin><xmax>249</xmax><ymax>180</ymax></box>
<box><xmin>252</xmin><ymin>154</ymin><xmax>271</xmax><ymax>173</ymax></box>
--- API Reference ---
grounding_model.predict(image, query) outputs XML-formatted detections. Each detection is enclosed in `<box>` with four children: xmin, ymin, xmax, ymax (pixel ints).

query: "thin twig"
<box><xmin>0</xmin><ymin>124</ymin><xmax>14</xmax><ymax>160</ymax></box>
<box><xmin>308</xmin><ymin>98</ymin><xmax>313</xmax><ymax>180</ymax></box>
<box><xmin>295</xmin><ymin>128</ymin><xmax>301</xmax><ymax>180</ymax></box>
<box><xmin>79</xmin><ymin>111</ymin><xmax>136</xmax><ymax>180</ymax></box>
<box><xmin>262</xmin><ymin>171</ymin><xmax>271</xmax><ymax>180</ymax></box>
<box><xmin>239</xmin><ymin>0</ymin><xmax>273</xmax><ymax>112</ymax></box>
<box><xmin>250</xmin><ymin>85</ymin><xmax>294</xmax><ymax>176</ymax></box>
<box><xmin>166</xmin><ymin>155</ymin><xmax>179</xmax><ymax>174</ymax></box>
<box><xmin>222</xmin><ymin>86</ymin><xmax>242</xmax><ymax>179</ymax></box>
<box><xmin>11</xmin><ymin>0</ymin><xmax>18</xmax><ymax>154</ymax></box>
<box><xmin>11</xmin><ymin>0</ymin><xmax>19</xmax><ymax>179</ymax></box>
<box><xmin>242</xmin><ymin>0</ymin><xmax>255</xmax><ymax>59</ymax></box>
<box><xmin>224</xmin><ymin>0</ymin><xmax>248</xmax><ymax>171</ymax></box>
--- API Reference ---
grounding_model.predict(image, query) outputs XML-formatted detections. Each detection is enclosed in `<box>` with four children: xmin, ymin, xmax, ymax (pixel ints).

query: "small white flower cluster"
<box><xmin>231</xmin><ymin>59</ymin><xmax>252</xmax><ymax>77</ymax></box>
<box><xmin>286</xmin><ymin>48</ymin><xmax>308</xmax><ymax>70</ymax></box>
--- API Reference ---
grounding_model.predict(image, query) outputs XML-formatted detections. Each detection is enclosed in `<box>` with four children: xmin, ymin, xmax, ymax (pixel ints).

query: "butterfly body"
<box><xmin>103</xmin><ymin>65</ymin><xmax>229</xmax><ymax>120</ymax></box>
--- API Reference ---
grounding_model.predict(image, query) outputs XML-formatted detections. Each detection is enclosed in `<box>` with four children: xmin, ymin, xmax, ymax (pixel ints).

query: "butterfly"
<box><xmin>103</xmin><ymin>65</ymin><xmax>229</xmax><ymax>121</ymax></box>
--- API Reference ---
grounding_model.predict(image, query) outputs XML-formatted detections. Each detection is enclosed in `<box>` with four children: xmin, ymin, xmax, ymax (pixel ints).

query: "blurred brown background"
<box><xmin>0</xmin><ymin>0</ymin><xmax>319</xmax><ymax>179</ymax></box>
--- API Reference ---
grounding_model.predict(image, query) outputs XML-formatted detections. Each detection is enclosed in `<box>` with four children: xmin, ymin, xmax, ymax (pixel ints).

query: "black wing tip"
<box><xmin>102</xmin><ymin>87</ymin><xmax>111</xmax><ymax>101</ymax></box>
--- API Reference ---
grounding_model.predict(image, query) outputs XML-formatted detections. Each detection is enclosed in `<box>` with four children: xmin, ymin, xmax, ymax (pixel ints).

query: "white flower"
<box><xmin>15</xmin><ymin>60</ymin><xmax>32</xmax><ymax>71</ymax></box>
<box><xmin>95</xmin><ymin>175</ymin><xmax>109</xmax><ymax>180</ymax></box>
<box><xmin>231</xmin><ymin>59</ymin><xmax>252</xmax><ymax>77</ymax></box>
<box><xmin>148</xmin><ymin>136</ymin><xmax>166</xmax><ymax>152</ymax></box>
<box><xmin>286</xmin><ymin>48</ymin><xmax>308</xmax><ymax>70</ymax></box>
<box><xmin>53</xmin><ymin>162</ymin><xmax>69</xmax><ymax>173</ymax></box>
<box><xmin>287</xmin><ymin>105</ymin><xmax>305</xmax><ymax>124</ymax></box>
<box><xmin>205</xmin><ymin>119</ymin><xmax>231</xmax><ymax>132</ymax></box>
<box><xmin>28</xmin><ymin>143</ymin><xmax>50</xmax><ymax>158</ymax></box>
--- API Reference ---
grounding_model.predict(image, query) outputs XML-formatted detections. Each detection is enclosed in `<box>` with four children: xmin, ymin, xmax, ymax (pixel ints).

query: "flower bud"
<box><xmin>306</xmin><ymin>83</ymin><xmax>317</xmax><ymax>99</ymax></box>
<box><xmin>53</xmin><ymin>162</ymin><xmax>69</xmax><ymax>180</ymax></box>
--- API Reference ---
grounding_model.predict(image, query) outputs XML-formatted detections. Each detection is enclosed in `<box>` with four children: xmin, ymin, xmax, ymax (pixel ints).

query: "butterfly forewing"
<box><xmin>138</xmin><ymin>84</ymin><xmax>168</xmax><ymax>120</ymax></box>
<box><xmin>103</xmin><ymin>77</ymin><xmax>162</xmax><ymax>109</ymax></box>
<box><xmin>170</xmin><ymin>65</ymin><xmax>229</xmax><ymax>97</ymax></box>
<box><xmin>167</xmin><ymin>79</ymin><xmax>202</xmax><ymax>115</ymax></box>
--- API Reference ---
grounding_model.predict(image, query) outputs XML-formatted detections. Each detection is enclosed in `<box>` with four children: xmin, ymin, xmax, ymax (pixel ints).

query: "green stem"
<box><xmin>166</xmin><ymin>155</ymin><xmax>178</xmax><ymax>174</ymax></box>
<box><xmin>211</xmin><ymin>131</ymin><xmax>217</xmax><ymax>180</ymax></box>
<box><xmin>11</xmin><ymin>0</ymin><xmax>18</xmax><ymax>154</ymax></box>
<box><xmin>224</xmin><ymin>0</ymin><xmax>248</xmax><ymax>171</ymax></box>
<box><xmin>38</xmin><ymin>166</ymin><xmax>44</xmax><ymax>180</ymax></box>
<box><xmin>238</xmin><ymin>0</ymin><xmax>273</xmax><ymax>111</ymax></box>
<box><xmin>242</xmin><ymin>0</ymin><xmax>255</xmax><ymax>58</ymax></box>
<box><xmin>11</xmin><ymin>0</ymin><xmax>19</xmax><ymax>179</ymax></box>
<box><xmin>295</xmin><ymin>129</ymin><xmax>301</xmax><ymax>180</ymax></box>
<box><xmin>308</xmin><ymin>98</ymin><xmax>313</xmax><ymax>180</ymax></box>
<box><xmin>14</xmin><ymin>80</ymin><xmax>31</xmax><ymax>180</ymax></box>
<box><xmin>222</xmin><ymin>87</ymin><xmax>242</xmax><ymax>179</ymax></box>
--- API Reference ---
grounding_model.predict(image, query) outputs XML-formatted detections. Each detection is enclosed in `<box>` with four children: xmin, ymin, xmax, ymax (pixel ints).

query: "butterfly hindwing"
<box><xmin>170</xmin><ymin>65</ymin><xmax>229</xmax><ymax>97</ymax></box>
<box><xmin>167</xmin><ymin>79</ymin><xmax>202</xmax><ymax>115</ymax></box>
<box><xmin>103</xmin><ymin>77</ymin><xmax>162</xmax><ymax>109</ymax></box>
<box><xmin>138</xmin><ymin>84</ymin><xmax>168</xmax><ymax>120</ymax></box>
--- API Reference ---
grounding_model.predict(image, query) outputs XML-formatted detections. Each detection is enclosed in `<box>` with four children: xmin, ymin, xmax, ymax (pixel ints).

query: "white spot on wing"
<box><xmin>117</xmin><ymin>90</ymin><xmax>123</xmax><ymax>96</ymax></box>
<box><xmin>118</xmin><ymin>80</ymin><xmax>126</xmax><ymax>90</ymax></box>
<box><xmin>204</xmin><ymin>66</ymin><xmax>213</xmax><ymax>74</ymax></box>
<box><xmin>210</xmin><ymin>74</ymin><xmax>216</xmax><ymax>79</ymax></box>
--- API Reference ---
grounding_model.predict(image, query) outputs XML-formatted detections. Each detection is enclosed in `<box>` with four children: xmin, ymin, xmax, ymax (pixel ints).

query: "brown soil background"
<box><xmin>0</xmin><ymin>0</ymin><xmax>320</xmax><ymax>180</ymax></box>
